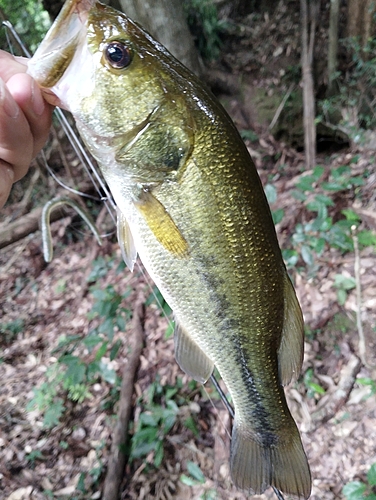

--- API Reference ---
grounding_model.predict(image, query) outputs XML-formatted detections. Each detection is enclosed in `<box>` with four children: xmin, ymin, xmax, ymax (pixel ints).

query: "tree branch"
<box><xmin>102</xmin><ymin>303</ymin><xmax>145</xmax><ymax>500</ymax></box>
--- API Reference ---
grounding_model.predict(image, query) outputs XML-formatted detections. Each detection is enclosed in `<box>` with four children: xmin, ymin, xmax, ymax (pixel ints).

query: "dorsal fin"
<box><xmin>278</xmin><ymin>274</ymin><xmax>305</xmax><ymax>385</ymax></box>
<box><xmin>174</xmin><ymin>321</ymin><xmax>214</xmax><ymax>384</ymax></box>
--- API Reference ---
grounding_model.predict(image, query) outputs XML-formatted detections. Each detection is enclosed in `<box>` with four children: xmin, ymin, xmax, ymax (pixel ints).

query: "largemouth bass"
<box><xmin>28</xmin><ymin>0</ymin><xmax>311</xmax><ymax>497</ymax></box>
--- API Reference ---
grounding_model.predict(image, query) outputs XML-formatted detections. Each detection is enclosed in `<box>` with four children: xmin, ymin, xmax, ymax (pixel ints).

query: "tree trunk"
<box><xmin>111</xmin><ymin>0</ymin><xmax>202</xmax><ymax>74</ymax></box>
<box><xmin>300</xmin><ymin>0</ymin><xmax>317</xmax><ymax>170</ymax></box>
<box><xmin>347</xmin><ymin>0</ymin><xmax>375</xmax><ymax>47</ymax></box>
<box><xmin>327</xmin><ymin>0</ymin><xmax>339</xmax><ymax>96</ymax></box>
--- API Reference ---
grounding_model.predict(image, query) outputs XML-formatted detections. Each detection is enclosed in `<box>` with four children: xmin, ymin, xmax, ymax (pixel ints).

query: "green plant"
<box><xmin>0</xmin><ymin>318</ymin><xmax>24</xmax><ymax>344</ymax></box>
<box><xmin>282</xmin><ymin>165</ymin><xmax>376</xmax><ymax>272</ymax></box>
<box><xmin>318</xmin><ymin>37</ymin><xmax>376</xmax><ymax>139</ymax></box>
<box><xmin>303</xmin><ymin>368</ymin><xmax>326</xmax><ymax>399</ymax></box>
<box><xmin>25</xmin><ymin>449</ymin><xmax>44</xmax><ymax>467</ymax></box>
<box><xmin>180</xmin><ymin>460</ymin><xmax>206</xmax><ymax>486</ymax></box>
<box><xmin>357</xmin><ymin>377</ymin><xmax>376</xmax><ymax>399</ymax></box>
<box><xmin>130</xmin><ymin>377</ymin><xmax>199</xmax><ymax>468</ymax></box>
<box><xmin>0</xmin><ymin>0</ymin><xmax>50</xmax><ymax>53</ymax></box>
<box><xmin>27</xmin><ymin>259</ymin><xmax>130</xmax><ymax>427</ymax></box>
<box><xmin>333</xmin><ymin>274</ymin><xmax>356</xmax><ymax>305</ymax></box>
<box><xmin>265</xmin><ymin>183</ymin><xmax>285</xmax><ymax>225</ymax></box>
<box><xmin>184</xmin><ymin>0</ymin><xmax>229</xmax><ymax>60</ymax></box>
<box><xmin>145</xmin><ymin>285</ymin><xmax>174</xmax><ymax>339</ymax></box>
<box><xmin>343</xmin><ymin>463</ymin><xmax>376</xmax><ymax>500</ymax></box>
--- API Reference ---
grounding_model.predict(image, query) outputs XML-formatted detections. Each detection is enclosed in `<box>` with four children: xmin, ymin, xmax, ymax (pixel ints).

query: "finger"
<box><xmin>0</xmin><ymin>51</ymin><xmax>27</xmax><ymax>81</ymax></box>
<box><xmin>0</xmin><ymin>159</ymin><xmax>14</xmax><ymax>209</ymax></box>
<box><xmin>7</xmin><ymin>73</ymin><xmax>53</xmax><ymax>158</ymax></box>
<box><xmin>0</xmin><ymin>76</ymin><xmax>33</xmax><ymax>183</ymax></box>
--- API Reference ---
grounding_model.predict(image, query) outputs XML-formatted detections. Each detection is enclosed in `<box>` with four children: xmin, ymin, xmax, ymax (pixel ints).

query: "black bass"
<box><xmin>28</xmin><ymin>0</ymin><xmax>311</xmax><ymax>497</ymax></box>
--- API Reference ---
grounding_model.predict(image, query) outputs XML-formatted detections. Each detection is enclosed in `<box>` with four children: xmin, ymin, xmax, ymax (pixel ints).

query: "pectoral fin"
<box><xmin>135</xmin><ymin>191</ymin><xmax>188</xmax><ymax>257</ymax></box>
<box><xmin>174</xmin><ymin>321</ymin><xmax>214</xmax><ymax>384</ymax></box>
<box><xmin>278</xmin><ymin>274</ymin><xmax>305</xmax><ymax>385</ymax></box>
<box><xmin>117</xmin><ymin>209</ymin><xmax>137</xmax><ymax>272</ymax></box>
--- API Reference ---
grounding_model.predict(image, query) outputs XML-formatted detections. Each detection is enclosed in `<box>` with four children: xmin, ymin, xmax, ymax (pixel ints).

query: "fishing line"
<box><xmin>3</xmin><ymin>20</ymin><xmax>117</xmax><ymax>221</ymax></box>
<box><xmin>209</xmin><ymin>374</ymin><xmax>234</xmax><ymax>419</ymax></box>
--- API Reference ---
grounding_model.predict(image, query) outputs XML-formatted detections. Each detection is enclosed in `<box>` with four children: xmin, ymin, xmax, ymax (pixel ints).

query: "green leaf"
<box><xmin>291</xmin><ymin>189</ymin><xmax>308</xmax><ymax>201</ymax></box>
<box><xmin>296</xmin><ymin>177</ymin><xmax>315</xmax><ymax>192</ymax></box>
<box><xmin>313</xmin><ymin>165</ymin><xmax>325</xmax><ymax>179</ymax></box>
<box><xmin>240</xmin><ymin>129</ymin><xmax>258</xmax><ymax>141</ymax></box>
<box><xmin>358</xmin><ymin>230</ymin><xmax>376</xmax><ymax>248</ymax></box>
<box><xmin>187</xmin><ymin>461</ymin><xmax>206</xmax><ymax>483</ymax></box>
<box><xmin>95</xmin><ymin>341</ymin><xmax>108</xmax><ymax>361</ymax></box>
<box><xmin>165</xmin><ymin>322</ymin><xmax>174</xmax><ymax>340</ymax></box>
<box><xmin>308</xmin><ymin>382</ymin><xmax>326</xmax><ymax>394</ymax></box>
<box><xmin>110</xmin><ymin>340</ymin><xmax>122</xmax><ymax>361</ymax></box>
<box><xmin>343</xmin><ymin>481</ymin><xmax>367</xmax><ymax>499</ymax></box>
<box><xmin>82</xmin><ymin>334</ymin><xmax>102</xmax><ymax>350</ymax></box>
<box><xmin>184</xmin><ymin>415</ymin><xmax>199</xmax><ymax>437</ymax></box>
<box><xmin>337</xmin><ymin>289</ymin><xmax>347</xmax><ymax>306</ymax></box>
<box><xmin>76</xmin><ymin>473</ymin><xmax>86</xmax><ymax>493</ymax></box>
<box><xmin>180</xmin><ymin>474</ymin><xmax>199</xmax><ymax>486</ymax></box>
<box><xmin>264</xmin><ymin>184</ymin><xmax>277</xmax><ymax>204</ymax></box>
<box><xmin>99</xmin><ymin>360</ymin><xmax>116</xmax><ymax>384</ymax></box>
<box><xmin>43</xmin><ymin>399</ymin><xmax>65</xmax><ymax>428</ymax></box>
<box><xmin>154</xmin><ymin>440</ymin><xmax>164</xmax><ymax>467</ymax></box>
<box><xmin>301</xmin><ymin>245</ymin><xmax>314</xmax><ymax>266</ymax></box>
<box><xmin>140</xmin><ymin>412</ymin><xmax>158</xmax><ymax>427</ymax></box>
<box><xmin>272</xmin><ymin>208</ymin><xmax>284</xmax><ymax>225</ymax></box>
<box><xmin>313</xmin><ymin>237</ymin><xmax>326</xmax><ymax>255</ymax></box>
<box><xmin>332</xmin><ymin>165</ymin><xmax>351</xmax><ymax>178</ymax></box>
<box><xmin>342</xmin><ymin>209</ymin><xmax>361</xmax><ymax>222</ymax></box>
<box><xmin>322</xmin><ymin>181</ymin><xmax>344</xmax><ymax>192</ymax></box>
<box><xmin>334</xmin><ymin>275</ymin><xmax>356</xmax><ymax>290</ymax></box>
<box><xmin>367</xmin><ymin>463</ymin><xmax>376</xmax><ymax>486</ymax></box>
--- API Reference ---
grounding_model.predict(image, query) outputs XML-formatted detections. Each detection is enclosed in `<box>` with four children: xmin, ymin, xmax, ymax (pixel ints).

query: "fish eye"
<box><xmin>104</xmin><ymin>41</ymin><xmax>132</xmax><ymax>69</ymax></box>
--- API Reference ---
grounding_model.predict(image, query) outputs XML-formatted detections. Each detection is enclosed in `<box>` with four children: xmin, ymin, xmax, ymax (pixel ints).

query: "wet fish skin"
<box><xmin>28</xmin><ymin>1</ymin><xmax>311</xmax><ymax>497</ymax></box>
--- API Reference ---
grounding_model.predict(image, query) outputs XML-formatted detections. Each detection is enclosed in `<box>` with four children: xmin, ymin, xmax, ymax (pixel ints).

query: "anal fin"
<box><xmin>278</xmin><ymin>274</ymin><xmax>305</xmax><ymax>385</ymax></box>
<box><xmin>174</xmin><ymin>321</ymin><xmax>214</xmax><ymax>384</ymax></box>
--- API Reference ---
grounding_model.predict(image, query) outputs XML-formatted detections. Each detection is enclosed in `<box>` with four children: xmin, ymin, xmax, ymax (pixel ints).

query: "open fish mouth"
<box><xmin>27</xmin><ymin>0</ymin><xmax>93</xmax><ymax>95</ymax></box>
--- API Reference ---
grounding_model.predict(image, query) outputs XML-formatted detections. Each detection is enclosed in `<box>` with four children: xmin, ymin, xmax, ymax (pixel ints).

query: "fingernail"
<box><xmin>5</xmin><ymin>163</ymin><xmax>14</xmax><ymax>182</ymax></box>
<box><xmin>0</xmin><ymin>77</ymin><xmax>19</xmax><ymax>119</ymax></box>
<box><xmin>31</xmin><ymin>78</ymin><xmax>45</xmax><ymax>116</ymax></box>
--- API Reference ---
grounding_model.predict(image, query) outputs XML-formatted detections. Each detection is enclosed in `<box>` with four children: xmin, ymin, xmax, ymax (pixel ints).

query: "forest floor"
<box><xmin>1</xmin><ymin>3</ymin><xmax>376</xmax><ymax>500</ymax></box>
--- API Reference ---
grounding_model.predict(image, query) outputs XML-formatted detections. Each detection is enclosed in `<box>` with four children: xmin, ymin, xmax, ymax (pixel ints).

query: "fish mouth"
<box><xmin>28</xmin><ymin>0</ymin><xmax>95</xmax><ymax>93</ymax></box>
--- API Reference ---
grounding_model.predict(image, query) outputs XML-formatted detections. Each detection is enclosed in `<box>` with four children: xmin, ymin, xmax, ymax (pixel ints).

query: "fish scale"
<box><xmin>28</xmin><ymin>0</ymin><xmax>311</xmax><ymax>497</ymax></box>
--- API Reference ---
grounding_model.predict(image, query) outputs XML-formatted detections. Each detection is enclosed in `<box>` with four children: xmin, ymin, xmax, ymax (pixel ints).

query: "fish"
<box><xmin>28</xmin><ymin>0</ymin><xmax>311</xmax><ymax>497</ymax></box>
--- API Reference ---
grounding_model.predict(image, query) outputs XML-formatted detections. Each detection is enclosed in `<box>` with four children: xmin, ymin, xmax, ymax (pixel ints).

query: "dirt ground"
<box><xmin>1</xmin><ymin>2</ymin><xmax>376</xmax><ymax>500</ymax></box>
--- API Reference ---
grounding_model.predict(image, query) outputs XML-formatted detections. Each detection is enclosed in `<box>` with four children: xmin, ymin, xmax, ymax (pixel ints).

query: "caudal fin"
<box><xmin>230</xmin><ymin>420</ymin><xmax>311</xmax><ymax>499</ymax></box>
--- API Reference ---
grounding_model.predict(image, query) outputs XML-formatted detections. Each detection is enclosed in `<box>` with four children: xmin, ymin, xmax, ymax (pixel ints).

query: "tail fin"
<box><xmin>230</xmin><ymin>420</ymin><xmax>311</xmax><ymax>499</ymax></box>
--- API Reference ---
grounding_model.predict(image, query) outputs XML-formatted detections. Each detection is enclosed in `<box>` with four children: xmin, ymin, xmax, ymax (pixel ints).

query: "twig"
<box><xmin>102</xmin><ymin>303</ymin><xmax>145</xmax><ymax>500</ymax></box>
<box><xmin>0</xmin><ymin>180</ymin><xmax>94</xmax><ymax>250</ymax></box>
<box><xmin>352</xmin><ymin>225</ymin><xmax>368</xmax><ymax>367</ymax></box>
<box><xmin>18</xmin><ymin>167</ymin><xmax>40</xmax><ymax>212</ymax></box>
<box><xmin>268</xmin><ymin>83</ymin><xmax>295</xmax><ymax>130</ymax></box>
<box><xmin>310</xmin><ymin>353</ymin><xmax>361</xmax><ymax>425</ymax></box>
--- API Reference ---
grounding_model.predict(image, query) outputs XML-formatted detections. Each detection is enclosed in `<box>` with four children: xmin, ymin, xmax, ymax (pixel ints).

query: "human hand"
<box><xmin>0</xmin><ymin>50</ymin><xmax>53</xmax><ymax>209</ymax></box>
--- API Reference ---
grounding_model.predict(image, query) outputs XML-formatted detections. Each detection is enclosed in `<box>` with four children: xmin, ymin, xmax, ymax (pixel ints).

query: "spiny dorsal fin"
<box><xmin>278</xmin><ymin>274</ymin><xmax>305</xmax><ymax>385</ymax></box>
<box><xmin>174</xmin><ymin>321</ymin><xmax>214</xmax><ymax>384</ymax></box>
<box><xmin>134</xmin><ymin>191</ymin><xmax>189</xmax><ymax>257</ymax></box>
<box><xmin>117</xmin><ymin>208</ymin><xmax>137</xmax><ymax>272</ymax></box>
